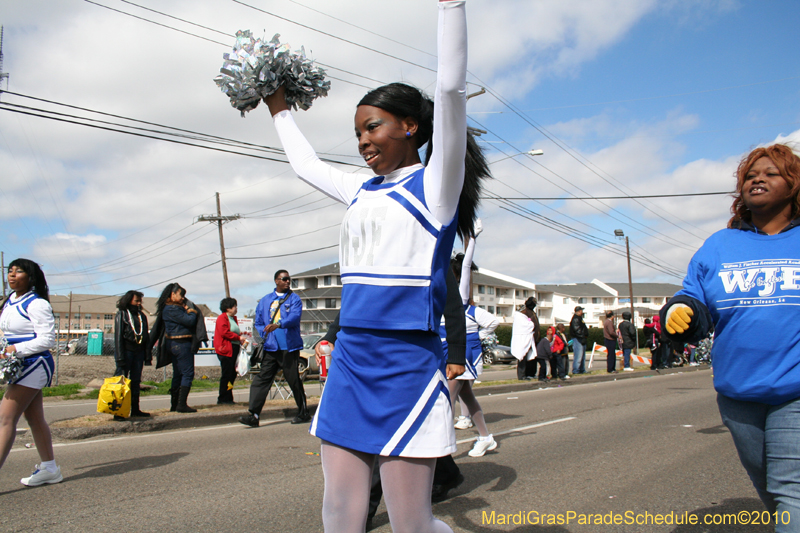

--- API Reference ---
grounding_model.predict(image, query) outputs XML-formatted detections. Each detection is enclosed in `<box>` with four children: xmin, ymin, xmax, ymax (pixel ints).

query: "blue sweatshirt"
<box><xmin>671</xmin><ymin>226</ymin><xmax>800</xmax><ymax>404</ymax></box>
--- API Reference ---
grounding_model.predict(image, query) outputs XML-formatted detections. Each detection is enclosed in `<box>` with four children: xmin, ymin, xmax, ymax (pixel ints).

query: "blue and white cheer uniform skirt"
<box><xmin>11</xmin><ymin>352</ymin><xmax>54</xmax><ymax>390</ymax></box>
<box><xmin>310</xmin><ymin>327</ymin><xmax>456</xmax><ymax>457</ymax></box>
<box><xmin>455</xmin><ymin>332</ymin><xmax>484</xmax><ymax>381</ymax></box>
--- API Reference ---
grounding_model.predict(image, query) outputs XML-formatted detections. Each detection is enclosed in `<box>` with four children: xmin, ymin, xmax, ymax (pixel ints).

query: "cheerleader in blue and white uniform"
<box><xmin>447</xmin><ymin>220</ymin><xmax>500</xmax><ymax>457</ymax></box>
<box><xmin>263</xmin><ymin>2</ymin><xmax>486</xmax><ymax>530</ymax></box>
<box><xmin>0</xmin><ymin>258</ymin><xmax>62</xmax><ymax>486</ymax></box>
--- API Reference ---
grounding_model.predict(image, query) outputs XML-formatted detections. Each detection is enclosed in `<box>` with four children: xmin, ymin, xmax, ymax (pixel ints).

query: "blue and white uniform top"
<box><xmin>0</xmin><ymin>291</ymin><xmax>56</xmax><ymax>389</ymax></box>
<box><xmin>0</xmin><ymin>291</ymin><xmax>55</xmax><ymax>357</ymax></box>
<box><xmin>441</xmin><ymin>303</ymin><xmax>499</xmax><ymax>380</ymax></box>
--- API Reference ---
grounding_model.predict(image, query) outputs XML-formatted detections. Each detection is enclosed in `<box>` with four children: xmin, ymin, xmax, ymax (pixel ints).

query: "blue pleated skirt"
<box><xmin>310</xmin><ymin>327</ymin><xmax>456</xmax><ymax>457</ymax></box>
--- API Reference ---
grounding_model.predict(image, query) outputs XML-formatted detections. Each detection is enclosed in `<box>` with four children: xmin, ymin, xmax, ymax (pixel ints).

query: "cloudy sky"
<box><xmin>1</xmin><ymin>0</ymin><xmax>799</xmax><ymax>313</ymax></box>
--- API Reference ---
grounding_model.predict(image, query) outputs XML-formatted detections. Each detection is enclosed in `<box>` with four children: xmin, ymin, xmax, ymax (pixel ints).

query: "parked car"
<box><xmin>298</xmin><ymin>333</ymin><xmax>322</xmax><ymax>381</ymax></box>
<box><xmin>481</xmin><ymin>333</ymin><xmax>515</xmax><ymax>364</ymax></box>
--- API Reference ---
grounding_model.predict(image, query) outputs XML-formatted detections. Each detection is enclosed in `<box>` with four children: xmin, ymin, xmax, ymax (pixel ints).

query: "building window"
<box><xmin>74</xmin><ymin>314</ymin><xmax>80</xmax><ymax>319</ymax></box>
<box><xmin>642</xmin><ymin>297</ymin><xmax>651</xmax><ymax>303</ymax></box>
<box><xmin>487</xmin><ymin>286</ymin><xmax>495</xmax><ymax>295</ymax></box>
<box><xmin>336</xmin><ymin>276</ymin><xmax>342</xmax><ymax>285</ymax></box>
<box><xmin>104</xmin><ymin>325</ymin><xmax>112</xmax><ymax>332</ymax></box>
<box><xmin>306</xmin><ymin>299</ymin><xmax>317</xmax><ymax>309</ymax></box>
<box><xmin>523</xmin><ymin>290</ymin><xmax>529</xmax><ymax>298</ymax></box>
<box><xmin>324</xmin><ymin>275</ymin><xmax>332</xmax><ymax>286</ymax></box>
<box><xmin>54</xmin><ymin>313</ymin><xmax>60</xmax><ymax>318</ymax></box>
<box><xmin>488</xmin><ymin>306</ymin><xmax>495</xmax><ymax>313</ymax></box>
<box><xmin>325</xmin><ymin>299</ymin><xmax>336</xmax><ymax>309</ymax></box>
<box><xmin>592</xmin><ymin>298</ymin><xmax>601</xmax><ymax>304</ymax></box>
<box><xmin>563</xmin><ymin>297</ymin><xmax>569</xmax><ymax>304</ymax></box>
<box><xmin>478</xmin><ymin>285</ymin><xmax>485</xmax><ymax>294</ymax></box>
<box><xmin>85</xmin><ymin>314</ymin><xmax>91</xmax><ymax>320</ymax></box>
<box><xmin>291</xmin><ymin>279</ymin><xmax>299</xmax><ymax>289</ymax></box>
<box><xmin>578</xmin><ymin>298</ymin><xmax>587</xmax><ymax>304</ymax></box>
<box><xmin>104</xmin><ymin>314</ymin><xmax>113</xmax><ymax>320</ymax></box>
<box><xmin>478</xmin><ymin>305</ymin><xmax>485</xmax><ymax>310</ymax></box>
<box><xmin>515</xmin><ymin>290</ymin><xmax>521</xmax><ymax>297</ymax></box>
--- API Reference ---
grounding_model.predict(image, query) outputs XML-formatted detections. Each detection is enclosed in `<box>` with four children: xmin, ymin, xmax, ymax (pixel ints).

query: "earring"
<box><xmin>406</xmin><ymin>131</ymin><xmax>411</xmax><ymax>137</ymax></box>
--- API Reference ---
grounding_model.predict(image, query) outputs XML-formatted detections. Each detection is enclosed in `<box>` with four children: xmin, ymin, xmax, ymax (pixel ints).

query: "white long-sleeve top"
<box><xmin>271</xmin><ymin>1</ymin><xmax>467</xmax><ymax>225</ymax></box>
<box><xmin>0</xmin><ymin>291</ymin><xmax>56</xmax><ymax>357</ymax></box>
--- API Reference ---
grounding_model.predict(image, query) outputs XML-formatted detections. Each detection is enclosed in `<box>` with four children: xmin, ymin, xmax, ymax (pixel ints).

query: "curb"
<box><xmin>50</xmin><ymin>403</ymin><xmax>319</xmax><ymax>441</ymax></box>
<box><xmin>49</xmin><ymin>365</ymin><xmax>709</xmax><ymax>441</ymax></box>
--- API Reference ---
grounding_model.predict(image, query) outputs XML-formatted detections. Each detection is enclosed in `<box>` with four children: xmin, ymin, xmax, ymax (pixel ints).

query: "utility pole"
<box><xmin>614</xmin><ymin>230</ymin><xmax>637</xmax><ymax>355</ymax></box>
<box><xmin>0</xmin><ymin>26</ymin><xmax>9</xmax><ymax>94</ymax></box>
<box><xmin>1</xmin><ymin>251</ymin><xmax>5</xmax><ymax>299</ymax></box>
<box><xmin>197</xmin><ymin>192</ymin><xmax>240</xmax><ymax>298</ymax></box>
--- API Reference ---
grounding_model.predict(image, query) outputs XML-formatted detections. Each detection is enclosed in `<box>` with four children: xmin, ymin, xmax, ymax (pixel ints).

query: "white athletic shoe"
<box><xmin>623</xmin><ymin>367</ymin><xmax>634</xmax><ymax>372</ymax></box>
<box><xmin>468</xmin><ymin>435</ymin><xmax>497</xmax><ymax>457</ymax></box>
<box><xmin>454</xmin><ymin>416</ymin><xmax>474</xmax><ymax>430</ymax></box>
<box><xmin>21</xmin><ymin>465</ymin><xmax>62</xmax><ymax>487</ymax></box>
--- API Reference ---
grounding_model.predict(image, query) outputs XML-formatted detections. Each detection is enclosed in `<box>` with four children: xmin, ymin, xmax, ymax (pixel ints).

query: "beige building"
<box><xmin>49</xmin><ymin>293</ymin><xmax>215</xmax><ymax>336</ymax></box>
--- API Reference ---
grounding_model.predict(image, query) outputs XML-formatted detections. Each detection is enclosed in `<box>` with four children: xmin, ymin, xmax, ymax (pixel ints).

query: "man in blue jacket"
<box><xmin>239</xmin><ymin>269</ymin><xmax>309</xmax><ymax>426</ymax></box>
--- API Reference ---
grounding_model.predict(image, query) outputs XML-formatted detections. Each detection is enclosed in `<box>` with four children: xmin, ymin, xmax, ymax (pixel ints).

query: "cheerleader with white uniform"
<box><xmin>447</xmin><ymin>221</ymin><xmax>500</xmax><ymax>457</ymax></box>
<box><xmin>0</xmin><ymin>259</ymin><xmax>62</xmax><ymax>486</ymax></box>
<box><xmin>263</xmin><ymin>2</ymin><xmax>486</xmax><ymax>530</ymax></box>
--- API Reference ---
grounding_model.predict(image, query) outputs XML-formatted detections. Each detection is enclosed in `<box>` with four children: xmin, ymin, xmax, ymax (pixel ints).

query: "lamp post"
<box><xmin>614</xmin><ymin>229</ymin><xmax>637</xmax><ymax>355</ymax></box>
<box><xmin>490</xmin><ymin>149</ymin><xmax>544</xmax><ymax>165</ymax></box>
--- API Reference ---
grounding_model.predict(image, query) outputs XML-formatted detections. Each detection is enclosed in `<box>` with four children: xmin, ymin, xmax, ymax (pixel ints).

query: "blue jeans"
<box><xmin>572</xmin><ymin>340</ymin><xmax>586</xmax><ymax>374</ymax></box>
<box><xmin>622</xmin><ymin>348</ymin><xmax>631</xmax><ymax>368</ymax></box>
<box><xmin>717</xmin><ymin>394</ymin><xmax>800</xmax><ymax>532</ymax></box>
<box><xmin>168</xmin><ymin>339</ymin><xmax>195</xmax><ymax>388</ymax></box>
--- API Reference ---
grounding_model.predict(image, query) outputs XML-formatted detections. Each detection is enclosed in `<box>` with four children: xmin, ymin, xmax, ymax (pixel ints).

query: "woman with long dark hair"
<box><xmin>0</xmin><ymin>259</ymin><xmax>61</xmax><ymax>486</ymax></box>
<box><xmin>662</xmin><ymin>144</ymin><xmax>800</xmax><ymax>530</ymax></box>
<box><xmin>263</xmin><ymin>2</ymin><xmax>483</xmax><ymax>530</ymax></box>
<box><xmin>113</xmin><ymin>290</ymin><xmax>150</xmax><ymax>419</ymax></box>
<box><xmin>150</xmin><ymin>283</ymin><xmax>199</xmax><ymax>413</ymax></box>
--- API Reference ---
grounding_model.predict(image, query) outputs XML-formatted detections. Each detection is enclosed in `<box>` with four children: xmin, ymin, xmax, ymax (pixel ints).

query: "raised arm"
<box><xmin>459</xmin><ymin>218</ymin><xmax>481</xmax><ymax>303</ymax></box>
<box><xmin>424</xmin><ymin>0</ymin><xmax>468</xmax><ymax>225</ymax></box>
<box><xmin>266</xmin><ymin>87</ymin><xmax>371</xmax><ymax>204</ymax></box>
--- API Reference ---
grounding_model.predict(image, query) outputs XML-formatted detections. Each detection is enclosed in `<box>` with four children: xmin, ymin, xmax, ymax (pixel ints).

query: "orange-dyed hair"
<box><xmin>729</xmin><ymin>144</ymin><xmax>800</xmax><ymax>227</ymax></box>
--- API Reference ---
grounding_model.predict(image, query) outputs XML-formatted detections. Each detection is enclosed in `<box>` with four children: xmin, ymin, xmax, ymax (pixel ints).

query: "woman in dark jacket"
<box><xmin>214</xmin><ymin>297</ymin><xmax>244</xmax><ymax>405</ymax></box>
<box><xmin>152</xmin><ymin>283</ymin><xmax>198</xmax><ymax>413</ymax></box>
<box><xmin>113</xmin><ymin>290</ymin><xmax>150</xmax><ymax>419</ymax></box>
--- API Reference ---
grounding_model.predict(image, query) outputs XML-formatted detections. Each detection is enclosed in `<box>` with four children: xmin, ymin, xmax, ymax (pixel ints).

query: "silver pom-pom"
<box><xmin>0</xmin><ymin>347</ymin><xmax>24</xmax><ymax>386</ymax></box>
<box><xmin>214</xmin><ymin>31</ymin><xmax>331</xmax><ymax>117</ymax></box>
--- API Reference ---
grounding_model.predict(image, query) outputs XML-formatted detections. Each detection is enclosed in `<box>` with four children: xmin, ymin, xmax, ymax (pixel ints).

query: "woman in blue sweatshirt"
<box><xmin>661</xmin><ymin>144</ymin><xmax>800</xmax><ymax>531</ymax></box>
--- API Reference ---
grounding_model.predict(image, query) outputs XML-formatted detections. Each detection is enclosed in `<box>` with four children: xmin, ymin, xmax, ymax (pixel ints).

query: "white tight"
<box><xmin>320</xmin><ymin>442</ymin><xmax>453</xmax><ymax>533</ymax></box>
<box><xmin>449</xmin><ymin>379</ymin><xmax>489</xmax><ymax>437</ymax></box>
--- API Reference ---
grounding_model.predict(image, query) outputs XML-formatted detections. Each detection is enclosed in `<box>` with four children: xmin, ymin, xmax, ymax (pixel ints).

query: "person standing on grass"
<box><xmin>214</xmin><ymin>297</ymin><xmax>245</xmax><ymax>405</ymax></box>
<box><xmin>0</xmin><ymin>259</ymin><xmax>62</xmax><ymax>486</ymax></box>
<box><xmin>661</xmin><ymin>144</ymin><xmax>800</xmax><ymax>531</ymax></box>
<box><xmin>113</xmin><ymin>290</ymin><xmax>151</xmax><ymax>419</ymax></box>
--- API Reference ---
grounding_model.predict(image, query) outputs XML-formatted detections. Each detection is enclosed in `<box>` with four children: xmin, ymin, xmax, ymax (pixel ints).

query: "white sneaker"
<box><xmin>690</xmin><ymin>362</ymin><xmax>700</xmax><ymax>367</ymax></box>
<box><xmin>623</xmin><ymin>367</ymin><xmax>634</xmax><ymax>372</ymax></box>
<box><xmin>454</xmin><ymin>416</ymin><xmax>474</xmax><ymax>430</ymax></box>
<box><xmin>469</xmin><ymin>435</ymin><xmax>497</xmax><ymax>457</ymax></box>
<box><xmin>562</xmin><ymin>375</ymin><xmax>570</xmax><ymax>379</ymax></box>
<box><xmin>21</xmin><ymin>465</ymin><xmax>62</xmax><ymax>487</ymax></box>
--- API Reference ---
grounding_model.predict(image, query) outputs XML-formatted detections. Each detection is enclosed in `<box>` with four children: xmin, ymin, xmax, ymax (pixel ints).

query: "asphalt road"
<box><xmin>4</xmin><ymin>369</ymin><xmax>770</xmax><ymax>533</ymax></box>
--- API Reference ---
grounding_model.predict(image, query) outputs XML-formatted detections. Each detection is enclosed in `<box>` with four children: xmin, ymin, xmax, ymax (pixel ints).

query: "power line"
<box><xmin>228</xmin><ymin>243</ymin><xmax>338</xmax><ymax>260</ymax></box>
<box><xmin>484</xmin><ymin>191</ymin><xmax>731</xmax><ymax>200</ymax></box>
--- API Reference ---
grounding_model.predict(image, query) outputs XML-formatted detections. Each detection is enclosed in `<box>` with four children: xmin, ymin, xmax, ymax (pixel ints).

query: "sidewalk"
<box><xmin>37</xmin><ymin>364</ymin><xmax>710</xmax><ymax>443</ymax></box>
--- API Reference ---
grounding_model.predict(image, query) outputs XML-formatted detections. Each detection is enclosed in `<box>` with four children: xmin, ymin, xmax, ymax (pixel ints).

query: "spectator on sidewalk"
<box><xmin>511</xmin><ymin>297</ymin><xmax>539</xmax><ymax>380</ymax></box>
<box><xmin>535</xmin><ymin>328</ymin><xmax>554</xmax><ymax>382</ymax></box>
<box><xmin>113</xmin><ymin>290</ymin><xmax>151</xmax><ymax>419</ymax></box>
<box><xmin>569</xmin><ymin>306</ymin><xmax>588</xmax><ymax>374</ymax></box>
<box><xmin>618</xmin><ymin>311</ymin><xmax>637</xmax><ymax>372</ymax></box>
<box><xmin>239</xmin><ymin>269</ymin><xmax>309</xmax><ymax>427</ymax></box>
<box><xmin>550</xmin><ymin>324</ymin><xmax>570</xmax><ymax>380</ymax></box>
<box><xmin>602</xmin><ymin>310</ymin><xmax>618</xmax><ymax>374</ymax></box>
<box><xmin>214</xmin><ymin>297</ymin><xmax>245</xmax><ymax>405</ymax></box>
<box><xmin>150</xmin><ymin>283</ymin><xmax>207</xmax><ymax>413</ymax></box>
